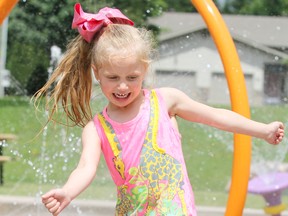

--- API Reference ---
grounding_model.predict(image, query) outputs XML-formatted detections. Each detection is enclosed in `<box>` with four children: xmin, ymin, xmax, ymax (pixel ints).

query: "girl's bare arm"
<box><xmin>42</xmin><ymin>121</ymin><xmax>101</xmax><ymax>215</ymax></box>
<box><xmin>160</xmin><ymin>87</ymin><xmax>284</xmax><ymax>145</ymax></box>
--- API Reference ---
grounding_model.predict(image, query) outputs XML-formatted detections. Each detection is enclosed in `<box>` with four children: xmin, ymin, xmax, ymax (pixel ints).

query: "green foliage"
<box><xmin>7</xmin><ymin>0</ymin><xmax>168</xmax><ymax>94</ymax></box>
<box><xmin>112</xmin><ymin>0</ymin><xmax>167</xmax><ymax>25</ymax></box>
<box><xmin>165</xmin><ymin>0</ymin><xmax>196</xmax><ymax>12</ymax></box>
<box><xmin>26</xmin><ymin>64</ymin><xmax>48</xmax><ymax>95</ymax></box>
<box><xmin>9</xmin><ymin>0</ymin><xmax>76</xmax><ymax>50</ymax></box>
<box><xmin>7</xmin><ymin>0</ymin><xmax>77</xmax><ymax>92</ymax></box>
<box><xmin>164</xmin><ymin>0</ymin><xmax>223</xmax><ymax>12</ymax></box>
<box><xmin>6</xmin><ymin>42</ymin><xmax>49</xmax><ymax>88</ymax></box>
<box><xmin>223</xmin><ymin>0</ymin><xmax>288</xmax><ymax>15</ymax></box>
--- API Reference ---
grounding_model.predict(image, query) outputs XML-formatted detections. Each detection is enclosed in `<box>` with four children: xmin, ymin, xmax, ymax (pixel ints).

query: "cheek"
<box><xmin>130</xmin><ymin>81</ymin><xmax>143</xmax><ymax>91</ymax></box>
<box><xmin>99</xmin><ymin>81</ymin><xmax>112</xmax><ymax>92</ymax></box>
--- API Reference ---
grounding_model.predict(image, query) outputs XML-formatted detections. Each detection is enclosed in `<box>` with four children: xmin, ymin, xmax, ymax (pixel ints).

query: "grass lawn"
<box><xmin>0</xmin><ymin>95</ymin><xmax>288</xmax><ymax>209</ymax></box>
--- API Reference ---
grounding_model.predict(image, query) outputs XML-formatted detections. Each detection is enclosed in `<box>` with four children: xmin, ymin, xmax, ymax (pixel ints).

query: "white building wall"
<box><xmin>150</xmin><ymin>30</ymin><xmax>282</xmax><ymax>105</ymax></box>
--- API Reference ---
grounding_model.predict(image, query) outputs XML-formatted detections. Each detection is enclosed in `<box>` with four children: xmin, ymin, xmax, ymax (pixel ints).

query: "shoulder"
<box><xmin>81</xmin><ymin>121</ymin><xmax>102</xmax><ymax>164</ymax></box>
<box><xmin>155</xmin><ymin>87</ymin><xmax>189</xmax><ymax>115</ymax></box>
<box><xmin>156</xmin><ymin>87</ymin><xmax>185</xmax><ymax>98</ymax></box>
<box><xmin>157</xmin><ymin>87</ymin><xmax>189</xmax><ymax>103</ymax></box>
<box><xmin>82</xmin><ymin>120</ymin><xmax>101</xmax><ymax>145</ymax></box>
<box><xmin>83</xmin><ymin>120</ymin><xmax>97</xmax><ymax>132</ymax></box>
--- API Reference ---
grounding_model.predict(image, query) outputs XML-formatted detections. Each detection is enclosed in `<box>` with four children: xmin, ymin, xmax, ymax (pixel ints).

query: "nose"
<box><xmin>118</xmin><ymin>81</ymin><xmax>128</xmax><ymax>90</ymax></box>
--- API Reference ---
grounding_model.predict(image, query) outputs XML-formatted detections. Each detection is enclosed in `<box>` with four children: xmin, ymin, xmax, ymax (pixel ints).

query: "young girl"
<box><xmin>37</xmin><ymin>3</ymin><xmax>284</xmax><ymax>216</ymax></box>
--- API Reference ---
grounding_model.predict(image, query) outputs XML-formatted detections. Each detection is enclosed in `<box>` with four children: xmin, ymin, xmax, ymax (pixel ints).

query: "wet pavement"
<box><xmin>0</xmin><ymin>196</ymin><xmax>115</xmax><ymax>216</ymax></box>
<box><xmin>1</xmin><ymin>195</ymin><xmax>288</xmax><ymax>216</ymax></box>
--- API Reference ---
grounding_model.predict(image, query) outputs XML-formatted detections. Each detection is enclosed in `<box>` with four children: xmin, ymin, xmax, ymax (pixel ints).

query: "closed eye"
<box><xmin>127</xmin><ymin>76</ymin><xmax>138</xmax><ymax>81</ymax></box>
<box><xmin>107</xmin><ymin>76</ymin><xmax>118</xmax><ymax>80</ymax></box>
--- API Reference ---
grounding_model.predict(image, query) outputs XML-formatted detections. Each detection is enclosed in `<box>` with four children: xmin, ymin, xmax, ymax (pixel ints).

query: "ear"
<box><xmin>91</xmin><ymin>64</ymin><xmax>100</xmax><ymax>80</ymax></box>
<box><xmin>143</xmin><ymin>62</ymin><xmax>149</xmax><ymax>77</ymax></box>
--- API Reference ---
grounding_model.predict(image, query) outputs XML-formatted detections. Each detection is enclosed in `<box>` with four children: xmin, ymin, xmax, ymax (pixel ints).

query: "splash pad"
<box><xmin>2</xmin><ymin>0</ymin><xmax>287</xmax><ymax>216</ymax></box>
<box><xmin>248</xmin><ymin>172</ymin><xmax>288</xmax><ymax>216</ymax></box>
<box><xmin>248</xmin><ymin>136</ymin><xmax>288</xmax><ymax>216</ymax></box>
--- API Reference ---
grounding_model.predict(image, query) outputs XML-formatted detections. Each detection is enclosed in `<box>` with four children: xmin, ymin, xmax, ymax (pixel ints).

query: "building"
<box><xmin>149</xmin><ymin>12</ymin><xmax>288</xmax><ymax>105</ymax></box>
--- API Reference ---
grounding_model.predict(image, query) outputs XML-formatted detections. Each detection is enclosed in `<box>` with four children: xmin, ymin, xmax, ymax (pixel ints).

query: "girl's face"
<box><xmin>94</xmin><ymin>56</ymin><xmax>147</xmax><ymax>110</ymax></box>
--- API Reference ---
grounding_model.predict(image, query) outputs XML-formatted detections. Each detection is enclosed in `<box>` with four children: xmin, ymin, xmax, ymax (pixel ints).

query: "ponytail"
<box><xmin>34</xmin><ymin>24</ymin><xmax>155</xmax><ymax>128</ymax></box>
<box><xmin>33</xmin><ymin>35</ymin><xmax>94</xmax><ymax>127</ymax></box>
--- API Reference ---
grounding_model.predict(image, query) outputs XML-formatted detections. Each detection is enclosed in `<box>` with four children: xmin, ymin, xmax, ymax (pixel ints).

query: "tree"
<box><xmin>6</xmin><ymin>42</ymin><xmax>49</xmax><ymax>90</ymax></box>
<box><xmin>7</xmin><ymin>0</ymin><xmax>77</xmax><ymax>92</ymax></box>
<box><xmin>7</xmin><ymin>0</ymin><xmax>167</xmax><ymax>94</ymax></box>
<box><xmin>223</xmin><ymin>0</ymin><xmax>288</xmax><ymax>16</ymax></box>
<box><xmin>26</xmin><ymin>64</ymin><xmax>48</xmax><ymax>96</ymax></box>
<box><xmin>164</xmin><ymin>0</ymin><xmax>223</xmax><ymax>12</ymax></box>
<box><xmin>9</xmin><ymin>0</ymin><xmax>76</xmax><ymax>50</ymax></box>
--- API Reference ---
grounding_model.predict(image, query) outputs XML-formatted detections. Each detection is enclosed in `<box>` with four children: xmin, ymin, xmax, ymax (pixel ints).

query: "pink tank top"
<box><xmin>94</xmin><ymin>89</ymin><xmax>197</xmax><ymax>215</ymax></box>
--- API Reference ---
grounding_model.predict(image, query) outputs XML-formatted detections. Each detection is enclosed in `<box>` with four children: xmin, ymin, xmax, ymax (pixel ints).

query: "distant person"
<box><xmin>34</xmin><ymin>3</ymin><xmax>285</xmax><ymax>216</ymax></box>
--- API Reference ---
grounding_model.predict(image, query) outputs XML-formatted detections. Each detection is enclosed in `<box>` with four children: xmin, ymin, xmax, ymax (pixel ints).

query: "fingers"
<box><xmin>42</xmin><ymin>190</ymin><xmax>64</xmax><ymax>216</ymax></box>
<box><xmin>42</xmin><ymin>190</ymin><xmax>56</xmax><ymax>201</ymax></box>
<box><xmin>278</xmin><ymin>123</ymin><xmax>285</xmax><ymax>135</ymax></box>
<box><xmin>274</xmin><ymin>137</ymin><xmax>283</xmax><ymax>145</ymax></box>
<box><xmin>279</xmin><ymin>121</ymin><xmax>285</xmax><ymax>130</ymax></box>
<box><xmin>271</xmin><ymin>122</ymin><xmax>285</xmax><ymax>145</ymax></box>
<box><xmin>272</xmin><ymin>133</ymin><xmax>283</xmax><ymax>145</ymax></box>
<box><xmin>42</xmin><ymin>197</ymin><xmax>61</xmax><ymax>215</ymax></box>
<box><xmin>277</xmin><ymin>123</ymin><xmax>285</xmax><ymax>141</ymax></box>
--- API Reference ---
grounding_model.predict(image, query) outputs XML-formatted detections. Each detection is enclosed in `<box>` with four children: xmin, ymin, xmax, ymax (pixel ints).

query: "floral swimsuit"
<box><xmin>94</xmin><ymin>89</ymin><xmax>197</xmax><ymax>215</ymax></box>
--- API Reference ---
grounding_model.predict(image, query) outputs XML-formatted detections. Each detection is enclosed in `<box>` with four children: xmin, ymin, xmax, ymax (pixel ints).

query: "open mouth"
<box><xmin>113</xmin><ymin>93</ymin><xmax>130</xmax><ymax>99</ymax></box>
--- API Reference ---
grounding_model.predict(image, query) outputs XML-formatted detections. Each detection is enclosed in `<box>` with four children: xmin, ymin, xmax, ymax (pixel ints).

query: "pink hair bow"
<box><xmin>72</xmin><ymin>3</ymin><xmax>134</xmax><ymax>43</ymax></box>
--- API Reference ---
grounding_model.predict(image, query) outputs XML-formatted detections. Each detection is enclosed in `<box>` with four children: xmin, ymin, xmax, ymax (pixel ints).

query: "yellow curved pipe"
<box><xmin>0</xmin><ymin>0</ymin><xmax>18</xmax><ymax>25</ymax></box>
<box><xmin>190</xmin><ymin>0</ymin><xmax>252</xmax><ymax>215</ymax></box>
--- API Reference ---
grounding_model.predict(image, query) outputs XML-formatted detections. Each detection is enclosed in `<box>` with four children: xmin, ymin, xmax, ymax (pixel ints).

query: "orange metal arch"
<box><xmin>0</xmin><ymin>0</ymin><xmax>18</xmax><ymax>25</ymax></box>
<box><xmin>191</xmin><ymin>0</ymin><xmax>252</xmax><ymax>215</ymax></box>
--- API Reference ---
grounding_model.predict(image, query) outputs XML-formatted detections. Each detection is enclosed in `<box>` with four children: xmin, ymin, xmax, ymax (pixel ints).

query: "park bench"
<box><xmin>0</xmin><ymin>133</ymin><xmax>17</xmax><ymax>185</ymax></box>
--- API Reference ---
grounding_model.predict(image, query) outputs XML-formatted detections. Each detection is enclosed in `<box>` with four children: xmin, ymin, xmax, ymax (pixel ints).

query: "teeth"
<box><xmin>115</xmin><ymin>93</ymin><xmax>128</xmax><ymax>98</ymax></box>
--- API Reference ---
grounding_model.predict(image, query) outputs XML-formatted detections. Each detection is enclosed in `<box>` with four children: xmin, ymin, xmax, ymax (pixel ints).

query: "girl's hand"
<box><xmin>42</xmin><ymin>189</ymin><xmax>71</xmax><ymax>216</ymax></box>
<box><xmin>265</xmin><ymin>121</ymin><xmax>285</xmax><ymax>145</ymax></box>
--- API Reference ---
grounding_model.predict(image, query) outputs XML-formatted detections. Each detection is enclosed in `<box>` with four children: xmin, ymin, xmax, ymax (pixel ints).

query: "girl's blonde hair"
<box><xmin>33</xmin><ymin>24</ymin><xmax>155</xmax><ymax>127</ymax></box>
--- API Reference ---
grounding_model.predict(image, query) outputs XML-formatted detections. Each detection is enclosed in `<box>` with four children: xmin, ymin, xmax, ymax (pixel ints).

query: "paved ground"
<box><xmin>1</xmin><ymin>195</ymin><xmax>288</xmax><ymax>216</ymax></box>
<box><xmin>0</xmin><ymin>196</ymin><xmax>114</xmax><ymax>216</ymax></box>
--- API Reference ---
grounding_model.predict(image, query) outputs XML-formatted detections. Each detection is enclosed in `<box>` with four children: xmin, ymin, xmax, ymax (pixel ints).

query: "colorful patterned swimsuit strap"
<box><xmin>97</xmin><ymin>113</ymin><xmax>125</xmax><ymax>179</ymax></box>
<box><xmin>149</xmin><ymin>90</ymin><xmax>166</xmax><ymax>154</ymax></box>
<box><xmin>97</xmin><ymin>90</ymin><xmax>165</xmax><ymax>179</ymax></box>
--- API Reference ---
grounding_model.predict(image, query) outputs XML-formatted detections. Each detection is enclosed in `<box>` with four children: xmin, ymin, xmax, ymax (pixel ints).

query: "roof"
<box><xmin>149</xmin><ymin>12</ymin><xmax>288</xmax><ymax>49</ymax></box>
